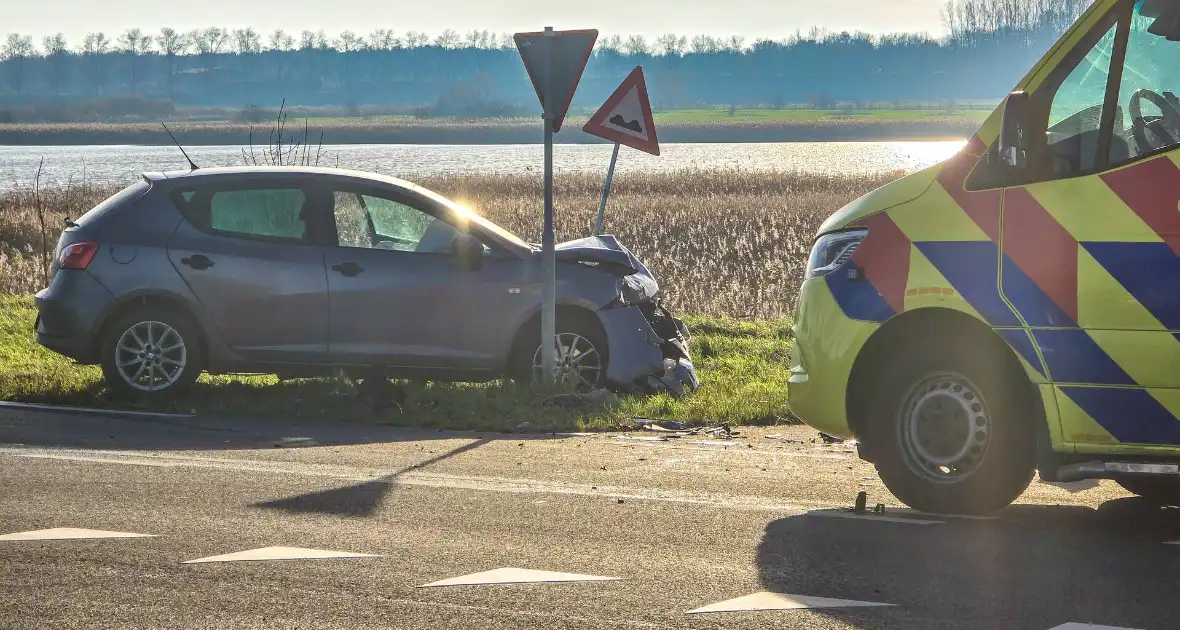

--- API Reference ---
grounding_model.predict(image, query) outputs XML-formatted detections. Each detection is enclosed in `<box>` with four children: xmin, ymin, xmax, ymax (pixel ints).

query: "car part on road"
<box><xmin>100</xmin><ymin>306</ymin><xmax>202</xmax><ymax>398</ymax></box>
<box><xmin>865</xmin><ymin>339</ymin><xmax>1036</xmax><ymax>515</ymax></box>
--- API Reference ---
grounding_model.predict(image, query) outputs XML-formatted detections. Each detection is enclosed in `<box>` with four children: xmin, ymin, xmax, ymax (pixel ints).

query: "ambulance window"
<box><xmin>1046</xmin><ymin>21</ymin><xmax>1120</xmax><ymax>178</ymax></box>
<box><xmin>1108</xmin><ymin>0</ymin><xmax>1180</xmax><ymax>165</ymax></box>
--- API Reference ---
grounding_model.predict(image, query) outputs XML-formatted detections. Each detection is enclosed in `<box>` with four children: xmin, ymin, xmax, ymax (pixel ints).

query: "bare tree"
<box><xmin>434</xmin><ymin>29</ymin><xmax>461</xmax><ymax>49</ymax></box>
<box><xmin>403</xmin><ymin>30</ymin><xmax>430</xmax><ymax>48</ymax></box>
<box><xmin>725</xmin><ymin>35</ymin><xmax>746</xmax><ymax>52</ymax></box>
<box><xmin>2</xmin><ymin>34</ymin><xmax>36</xmax><ymax>94</ymax></box>
<box><xmin>596</xmin><ymin>34</ymin><xmax>623</xmax><ymax>54</ymax></box>
<box><xmin>268</xmin><ymin>29</ymin><xmax>294</xmax><ymax>51</ymax></box>
<box><xmin>117</xmin><ymin>28</ymin><xmax>153</xmax><ymax>94</ymax></box>
<box><xmin>234</xmin><ymin>28</ymin><xmax>262</xmax><ymax>55</ymax></box>
<box><xmin>81</xmin><ymin>32</ymin><xmax>111</xmax><ymax>95</ymax></box>
<box><xmin>267</xmin><ymin>29</ymin><xmax>295</xmax><ymax>85</ymax></box>
<box><xmin>157</xmin><ymin>27</ymin><xmax>189</xmax><ymax>98</ymax></box>
<box><xmin>368</xmin><ymin>29</ymin><xmax>399</xmax><ymax>51</ymax></box>
<box><xmin>656</xmin><ymin>33</ymin><xmax>688</xmax><ymax>57</ymax></box>
<box><xmin>41</xmin><ymin>33</ymin><xmax>69</xmax><ymax>96</ymax></box>
<box><xmin>690</xmin><ymin>34</ymin><xmax>717</xmax><ymax>54</ymax></box>
<box><xmin>622</xmin><ymin>34</ymin><xmax>649</xmax><ymax>56</ymax></box>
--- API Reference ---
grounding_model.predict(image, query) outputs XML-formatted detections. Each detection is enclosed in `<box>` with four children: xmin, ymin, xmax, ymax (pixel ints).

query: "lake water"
<box><xmin>0</xmin><ymin>141</ymin><xmax>966</xmax><ymax>191</ymax></box>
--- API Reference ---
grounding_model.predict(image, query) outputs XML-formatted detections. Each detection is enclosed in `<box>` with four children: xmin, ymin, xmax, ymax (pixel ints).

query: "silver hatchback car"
<box><xmin>34</xmin><ymin>167</ymin><xmax>698</xmax><ymax>398</ymax></box>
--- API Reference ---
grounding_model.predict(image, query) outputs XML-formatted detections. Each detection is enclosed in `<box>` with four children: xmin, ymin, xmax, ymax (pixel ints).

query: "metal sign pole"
<box><xmin>593</xmin><ymin>143</ymin><xmax>620</xmax><ymax>236</ymax></box>
<box><xmin>540</xmin><ymin>27</ymin><xmax>557</xmax><ymax>384</ymax></box>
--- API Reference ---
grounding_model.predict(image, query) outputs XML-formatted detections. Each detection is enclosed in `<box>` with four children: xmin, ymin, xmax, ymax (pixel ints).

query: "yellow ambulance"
<box><xmin>788</xmin><ymin>0</ymin><xmax>1180</xmax><ymax>514</ymax></box>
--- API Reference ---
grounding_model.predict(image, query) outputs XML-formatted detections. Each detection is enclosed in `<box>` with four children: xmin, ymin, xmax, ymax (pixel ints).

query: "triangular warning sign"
<box><xmin>418</xmin><ymin>567</ymin><xmax>621</xmax><ymax>588</ymax></box>
<box><xmin>514</xmin><ymin>29</ymin><xmax>598</xmax><ymax>133</ymax></box>
<box><xmin>583</xmin><ymin>66</ymin><xmax>660</xmax><ymax>156</ymax></box>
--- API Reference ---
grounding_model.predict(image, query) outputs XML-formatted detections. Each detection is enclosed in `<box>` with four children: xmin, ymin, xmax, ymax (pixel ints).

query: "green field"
<box><xmin>0</xmin><ymin>296</ymin><xmax>794</xmax><ymax>431</ymax></box>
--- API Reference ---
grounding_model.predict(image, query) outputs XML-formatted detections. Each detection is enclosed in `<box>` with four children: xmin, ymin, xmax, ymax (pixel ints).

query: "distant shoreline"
<box><xmin>0</xmin><ymin>118</ymin><xmax>979</xmax><ymax>146</ymax></box>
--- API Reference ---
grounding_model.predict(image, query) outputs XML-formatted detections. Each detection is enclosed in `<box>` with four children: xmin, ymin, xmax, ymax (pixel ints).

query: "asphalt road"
<box><xmin>0</xmin><ymin>406</ymin><xmax>1176</xmax><ymax>630</ymax></box>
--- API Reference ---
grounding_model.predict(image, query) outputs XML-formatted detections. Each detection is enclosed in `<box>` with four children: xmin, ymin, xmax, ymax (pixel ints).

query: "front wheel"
<box><xmin>511</xmin><ymin>314</ymin><xmax>608</xmax><ymax>392</ymax></box>
<box><xmin>1117</xmin><ymin>477</ymin><xmax>1180</xmax><ymax>506</ymax></box>
<box><xmin>867</xmin><ymin>339</ymin><xmax>1036</xmax><ymax>515</ymax></box>
<box><xmin>100</xmin><ymin>307</ymin><xmax>202</xmax><ymax>399</ymax></box>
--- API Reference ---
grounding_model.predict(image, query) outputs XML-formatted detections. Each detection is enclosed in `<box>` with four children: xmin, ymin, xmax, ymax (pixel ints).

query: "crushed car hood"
<box><xmin>553</xmin><ymin>235</ymin><xmax>650</xmax><ymax>274</ymax></box>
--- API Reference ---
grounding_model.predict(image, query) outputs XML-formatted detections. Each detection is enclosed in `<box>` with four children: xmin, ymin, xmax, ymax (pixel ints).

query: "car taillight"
<box><xmin>59</xmin><ymin>242</ymin><xmax>98</xmax><ymax>269</ymax></box>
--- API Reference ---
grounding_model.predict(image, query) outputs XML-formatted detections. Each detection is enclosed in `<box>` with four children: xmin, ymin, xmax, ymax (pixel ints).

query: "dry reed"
<box><xmin>0</xmin><ymin>169</ymin><xmax>897</xmax><ymax>317</ymax></box>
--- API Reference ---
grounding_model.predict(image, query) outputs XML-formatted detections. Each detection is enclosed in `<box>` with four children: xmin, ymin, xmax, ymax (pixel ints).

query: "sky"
<box><xmin>6</xmin><ymin>0</ymin><xmax>950</xmax><ymax>45</ymax></box>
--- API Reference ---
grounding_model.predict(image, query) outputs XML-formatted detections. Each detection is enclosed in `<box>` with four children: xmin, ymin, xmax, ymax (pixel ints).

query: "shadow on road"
<box><xmin>0</xmin><ymin>406</ymin><xmax>561</xmax><ymax>452</ymax></box>
<box><xmin>250</xmin><ymin>438</ymin><xmax>493</xmax><ymax>518</ymax></box>
<box><xmin>755</xmin><ymin>497</ymin><xmax>1180</xmax><ymax>629</ymax></box>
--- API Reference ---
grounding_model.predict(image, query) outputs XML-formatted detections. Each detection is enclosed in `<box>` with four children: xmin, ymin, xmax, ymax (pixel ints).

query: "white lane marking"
<box><xmin>0</xmin><ymin>527</ymin><xmax>155</xmax><ymax>541</ymax></box>
<box><xmin>183</xmin><ymin>546</ymin><xmax>379</xmax><ymax>564</ymax></box>
<box><xmin>11</xmin><ymin>452</ymin><xmax>178</xmax><ymax>467</ymax></box>
<box><xmin>1047</xmin><ymin>624</ymin><xmax>1146</xmax><ymax>630</ymax></box>
<box><xmin>0</xmin><ymin>401</ymin><xmax>193</xmax><ymax>419</ymax></box>
<box><xmin>807</xmin><ymin>509</ymin><xmax>944</xmax><ymax>525</ymax></box>
<box><xmin>0</xmin><ymin>446</ymin><xmax>850</xmax><ymax>514</ymax></box>
<box><xmin>420</xmin><ymin>567</ymin><xmax>621</xmax><ymax>588</ymax></box>
<box><xmin>687</xmin><ymin>591</ymin><xmax>894</xmax><ymax>614</ymax></box>
<box><xmin>893</xmin><ymin>509</ymin><xmax>999</xmax><ymax>521</ymax></box>
<box><xmin>1166</xmin><ymin>541</ymin><xmax>1179</xmax><ymax>546</ymax></box>
<box><xmin>612</xmin><ymin>436</ymin><xmax>669</xmax><ymax>442</ymax></box>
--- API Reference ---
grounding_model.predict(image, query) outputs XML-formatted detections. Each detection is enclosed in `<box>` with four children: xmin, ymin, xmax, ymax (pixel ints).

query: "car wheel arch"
<box><xmin>91</xmin><ymin>292</ymin><xmax>209</xmax><ymax>367</ymax></box>
<box><xmin>505</xmin><ymin>304</ymin><xmax>609</xmax><ymax>375</ymax></box>
<box><xmin>846</xmin><ymin>307</ymin><xmax>1043</xmax><ymax>461</ymax></box>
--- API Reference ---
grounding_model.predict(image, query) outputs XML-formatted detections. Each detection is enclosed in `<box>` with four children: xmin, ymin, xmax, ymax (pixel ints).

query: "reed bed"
<box><xmin>0</xmin><ymin>169</ymin><xmax>898</xmax><ymax>317</ymax></box>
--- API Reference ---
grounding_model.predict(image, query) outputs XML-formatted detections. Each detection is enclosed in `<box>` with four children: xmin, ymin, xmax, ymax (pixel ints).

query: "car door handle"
<box><xmin>332</xmin><ymin>261</ymin><xmax>364</xmax><ymax>277</ymax></box>
<box><xmin>181</xmin><ymin>254</ymin><xmax>215</xmax><ymax>271</ymax></box>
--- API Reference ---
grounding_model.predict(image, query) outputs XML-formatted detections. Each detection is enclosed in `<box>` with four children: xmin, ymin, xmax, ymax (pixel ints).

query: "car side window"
<box><xmin>1045</xmin><ymin>21</ymin><xmax>1120</xmax><ymax>179</ymax></box>
<box><xmin>175</xmin><ymin>187</ymin><xmax>309</xmax><ymax>242</ymax></box>
<box><xmin>331</xmin><ymin>190</ymin><xmax>460</xmax><ymax>254</ymax></box>
<box><xmin>1108</xmin><ymin>1</ymin><xmax>1180</xmax><ymax>165</ymax></box>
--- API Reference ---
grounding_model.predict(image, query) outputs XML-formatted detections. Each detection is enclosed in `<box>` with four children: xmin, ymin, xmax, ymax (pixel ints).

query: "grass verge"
<box><xmin>0</xmin><ymin>295</ymin><xmax>795</xmax><ymax>432</ymax></box>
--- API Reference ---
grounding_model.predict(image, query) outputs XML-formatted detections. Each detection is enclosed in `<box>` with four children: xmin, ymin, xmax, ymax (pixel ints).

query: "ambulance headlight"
<box><xmin>805</xmin><ymin>229</ymin><xmax>867</xmax><ymax>279</ymax></box>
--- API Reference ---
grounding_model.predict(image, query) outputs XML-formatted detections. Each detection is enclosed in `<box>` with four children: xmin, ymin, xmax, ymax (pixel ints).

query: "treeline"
<box><xmin>0</xmin><ymin>0</ymin><xmax>1092</xmax><ymax>120</ymax></box>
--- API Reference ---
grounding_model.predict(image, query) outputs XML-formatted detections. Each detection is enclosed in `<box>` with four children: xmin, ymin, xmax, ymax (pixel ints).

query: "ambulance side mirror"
<box><xmin>999</xmin><ymin>91</ymin><xmax>1031</xmax><ymax>169</ymax></box>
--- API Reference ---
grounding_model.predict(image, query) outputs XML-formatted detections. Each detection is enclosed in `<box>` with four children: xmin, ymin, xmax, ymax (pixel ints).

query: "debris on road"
<box><xmin>854</xmin><ymin>491</ymin><xmax>868</xmax><ymax>514</ymax></box>
<box><xmin>634</xmin><ymin>418</ymin><xmax>688</xmax><ymax>431</ymax></box>
<box><xmin>765</xmin><ymin>434</ymin><xmax>806</xmax><ymax>444</ymax></box>
<box><xmin>818</xmin><ymin>432</ymin><xmax>843</xmax><ymax>444</ymax></box>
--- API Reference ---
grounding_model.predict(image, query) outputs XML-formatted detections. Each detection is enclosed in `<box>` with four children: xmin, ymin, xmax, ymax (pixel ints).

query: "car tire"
<box><xmin>510</xmin><ymin>312</ymin><xmax>608</xmax><ymax>391</ymax></box>
<box><xmin>1117</xmin><ymin>477</ymin><xmax>1180</xmax><ymax>506</ymax></box>
<box><xmin>100</xmin><ymin>306</ymin><xmax>202</xmax><ymax>399</ymax></box>
<box><xmin>866</xmin><ymin>338</ymin><xmax>1036</xmax><ymax>515</ymax></box>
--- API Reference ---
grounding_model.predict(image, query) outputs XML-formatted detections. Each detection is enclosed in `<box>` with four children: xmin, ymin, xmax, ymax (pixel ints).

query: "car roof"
<box><xmin>144</xmin><ymin>166</ymin><xmax>425</xmax><ymax>191</ymax></box>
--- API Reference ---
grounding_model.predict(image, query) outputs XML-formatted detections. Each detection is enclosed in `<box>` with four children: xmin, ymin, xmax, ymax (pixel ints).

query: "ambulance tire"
<box><xmin>868</xmin><ymin>338</ymin><xmax>1037</xmax><ymax>516</ymax></box>
<box><xmin>1117</xmin><ymin>478</ymin><xmax>1180</xmax><ymax>506</ymax></box>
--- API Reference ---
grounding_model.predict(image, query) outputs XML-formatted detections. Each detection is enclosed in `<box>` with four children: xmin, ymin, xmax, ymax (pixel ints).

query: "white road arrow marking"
<box><xmin>0</xmin><ymin>527</ymin><xmax>155</xmax><ymax>541</ymax></box>
<box><xmin>420</xmin><ymin>567</ymin><xmax>621</xmax><ymax>588</ymax></box>
<box><xmin>687</xmin><ymin>591</ymin><xmax>894</xmax><ymax>614</ymax></box>
<box><xmin>183</xmin><ymin>546</ymin><xmax>379</xmax><ymax>564</ymax></box>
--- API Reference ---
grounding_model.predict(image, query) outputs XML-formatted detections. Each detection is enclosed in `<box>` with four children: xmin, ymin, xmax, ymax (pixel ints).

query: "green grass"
<box><xmin>0</xmin><ymin>295</ymin><xmax>795</xmax><ymax>432</ymax></box>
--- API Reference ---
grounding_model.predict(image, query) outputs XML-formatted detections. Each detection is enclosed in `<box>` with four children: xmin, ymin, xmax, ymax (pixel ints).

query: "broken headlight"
<box><xmin>805</xmin><ymin>229</ymin><xmax>867</xmax><ymax>279</ymax></box>
<box><xmin>614</xmin><ymin>273</ymin><xmax>656</xmax><ymax>307</ymax></box>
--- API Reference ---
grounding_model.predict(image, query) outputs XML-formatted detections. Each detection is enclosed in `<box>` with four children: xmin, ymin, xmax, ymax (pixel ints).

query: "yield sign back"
<box><xmin>514</xmin><ymin>29</ymin><xmax>598</xmax><ymax>133</ymax></box>
<box><xmin>583</xmin><ymin>66</ymin><xmax>660</xmax><ymax>156</ymax></box>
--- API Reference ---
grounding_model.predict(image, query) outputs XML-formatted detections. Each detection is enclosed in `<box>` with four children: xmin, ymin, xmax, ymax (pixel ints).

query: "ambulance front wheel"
<box><xmin>866</xmin><ymin>338</ymin><xmax>1037</xmax><ymax>516</ymax></box>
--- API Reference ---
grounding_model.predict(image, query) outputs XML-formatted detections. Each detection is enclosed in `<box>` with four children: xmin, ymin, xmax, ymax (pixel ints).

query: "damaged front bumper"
<box><xmin>600</xmin><ymin>301</ymin><xmax>700</xmax><ymax>397</ymax></box>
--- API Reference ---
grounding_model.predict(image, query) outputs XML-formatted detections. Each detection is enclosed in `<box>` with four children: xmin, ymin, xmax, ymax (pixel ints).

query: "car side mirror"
<box><xmin>999</xmin><ymin>90</ymin><xmax>1031</xmax><ymax>169</ymax></box>
<box><xmin>452</xmin><ymin>234</ymin><xmax>484</xmax><ymax>272</ymax></box>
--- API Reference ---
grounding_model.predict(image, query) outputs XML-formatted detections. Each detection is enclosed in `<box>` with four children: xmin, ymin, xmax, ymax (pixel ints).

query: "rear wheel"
<box><xmin>100</xmin><ymin>306</ymin><xmax>202</xmax><ymax>399</ymax></box>
<box><xmin>1117</xmin><ymin>477</ymin><xmax>1180</xmax><ymax>506</ymax></box>
<box><xmin>866</xmin><ymin>338</ymin><xmax>1036</xmax><ymax>515</ymax></box>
